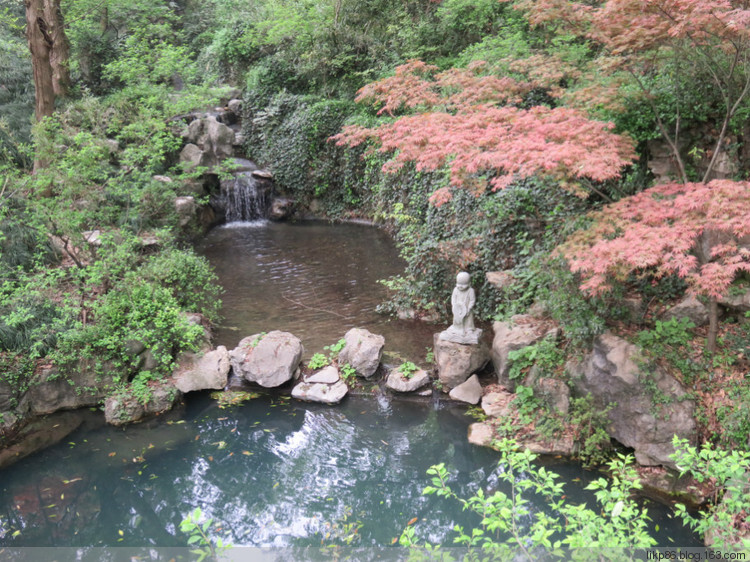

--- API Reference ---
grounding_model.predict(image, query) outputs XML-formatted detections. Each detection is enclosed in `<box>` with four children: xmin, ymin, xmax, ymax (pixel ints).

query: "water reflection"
<box><xmin>0</xmin><ymin>395</ymin><xmax>698</xmax><ymax>548</ymax></box>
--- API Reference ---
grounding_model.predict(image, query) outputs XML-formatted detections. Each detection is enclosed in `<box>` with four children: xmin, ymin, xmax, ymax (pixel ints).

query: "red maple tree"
<box><xmin>332</xmin><ymin>60</ymin><xmax>637</xmax><ymax>205</ymax></box>
<box><xmin>561</xmin><ymin>180</ymin><xmax>750</xmax><ymax>350</ymax></box>
<box><xmin>508</xmin><ymin>0</ymin><xmax>750</xmax><ymax>351</ymax></box>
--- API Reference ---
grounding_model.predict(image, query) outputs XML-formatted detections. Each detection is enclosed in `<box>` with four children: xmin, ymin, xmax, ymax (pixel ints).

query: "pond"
<box><xmin>0</xmin><ymin>220</ymin><xmax>699</xmax><ymax>551</ymax></box>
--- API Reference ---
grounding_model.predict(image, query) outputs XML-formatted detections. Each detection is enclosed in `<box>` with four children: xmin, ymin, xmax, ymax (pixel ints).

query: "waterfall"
<box><xmin>223</xmin><ymin>171</ymin><xmax>269</xmax><ymax>223</ymax></box>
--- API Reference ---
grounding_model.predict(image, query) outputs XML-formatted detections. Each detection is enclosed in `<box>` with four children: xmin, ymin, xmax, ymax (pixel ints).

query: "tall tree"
<box><xmin>24</xmin><ymin>0</ymin><xmax>70</xmax><ymax>121</ymax></box>
<box><xmin>25</xmin><ymin>0</ymin><xmax>55</xmax><ymax>121</ymax></box>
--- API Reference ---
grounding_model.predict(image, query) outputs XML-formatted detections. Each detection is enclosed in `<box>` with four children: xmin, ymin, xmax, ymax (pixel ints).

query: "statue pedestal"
<box><xmin>439</xmin><ymin>326</ymin><xmax>482</xmax><ymax>345</ymax></box>
<box><xmin>433</xmin><ymin>333</ymin><xmax>489</xmax><ymax>390</ymax></box>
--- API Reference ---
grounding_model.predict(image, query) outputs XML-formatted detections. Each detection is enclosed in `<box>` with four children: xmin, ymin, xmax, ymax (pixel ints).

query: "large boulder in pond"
<box><xmin>229</xmin><ymin>331</ymin><xmax>303</xmax><ymax>388</ymax></box>
<box><xmin>337</xmin><ymin>328</ymin><xmax>385</xmax><ymax>379</ymax></box>
<box><xmin>567</xmin><ymin>332</ymin><xmax>697</xmax><ymax>468</ymax></box>
<box><xmin>449</xmin><ymin>374</ymin><xmax>483</xmax><ymax>404</ymax></box>
<box><xmin>104</xmin><ymin>380</ymin><xmax>181</xmax><ymax>426</ymax></box>
<box><xmin>386</xmin><ymin>367</ymin><xmax>430</xmax><ymax>393</ymax></box>
<box><xmin>433</xmin><ymin>334</ymin><xmax>489</xmax><ymax>390</ymax></box>
<box><xmin>292</xmin><ymin>380</ymin><xmax>348</xmax><ymax>405</ymax></box>
<box><xmin>172</xmin><ymin>346</ymin><xmax>230</xmax><ymax>393</ymax></box>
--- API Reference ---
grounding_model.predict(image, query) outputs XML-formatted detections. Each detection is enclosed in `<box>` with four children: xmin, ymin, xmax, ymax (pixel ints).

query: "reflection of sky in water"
<box><xmin>0</xmin><ymin>394</ymin><xmax>699</xmax><ymax>548</ymax></box>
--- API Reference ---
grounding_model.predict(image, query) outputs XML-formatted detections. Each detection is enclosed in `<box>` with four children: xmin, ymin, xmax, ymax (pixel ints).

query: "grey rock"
<box><xmin>203</xmin><ymin>116</ymin><xmax>235</xmax><ymax>164</ymax></box>
<box><xmin>252</xmin><ymin>169</ymin><xmax>273</xmax><ymax>180</ymax></box>
<box><xmin>305</xmin><ymin>365</ymin><xmax>340</xmax><ymax>384</ymax></box>
<box><xmin>433</xmin><ymin>333</ymin><xmax>490</xmax><ymax>389</ymax></box>
<box><xmin>719</xmin><ymin>288</ymin><xmax>750</xmax><ymax>313</ymax></box>
<box><xmin>174</xmin><ymin>196</ymin><xmax>197</xmax><ymax>227</ymax></box>
<box><xmin>173</xmin><ymin>346</ymin><xmax>230</xmax><ymax>393</ymax></box>
<box><xmin>482</xmin><ymin>391</ymin><xmax>512</xmax><ymax>418</ymax></box>
<box><xmin>386</xmin><ymin>368</ymin><xmax>430</xmax><ymax>393</ymax></box>
<box><xmin>292</xmin><ymin>380</ymin><xmax>348</xmax><ymax>404</ymax></box>
<box><xmin>468</xmin><ymin>422</ymin><xmax>494</xmax><ymax>447</ymax></box>
<box><xmin>152</xmin><ymin>175</ymin><xmax>173</xmax><ymax>183</ymax></box>
<box><xmin>228</xmin><ymin>99</ymin><xmax>243</xmax><ymax>114</ymax></box>
<box><xmin>449</xmin><ymin>374</ymin><xmax>483</xmax><ymax>404</ymax></box>
<box><xmin>230</xmin><ymin>331</ymin><xmax>304</xmax><ymax>388</ymax></box>
<box><xmin>104</xmin><ymin>380</ymin><xmax>180</xmax><ymax>426</ymax></box>
<box><xmin>27</xmin><ymin>363</ymin><xmax>117</xmax><ymax>415</ymax></box>
<box><xmin>179</xmin><ymin>143</ymin><xmax>208</xmax><ymax>169</ymax></box>
<box><xmin>523</xmin><ymin>434</ymin><xmax>575</xmax><ymax>456</ymax></box>
<box><xmin>567</xmin><ymin>332</ymin><xmax>697</xmax><ymax>468</ymax></box>
<box><xmin>82</xmin><ymin>230</ymin><xmax>102</xmax><ymax>246</ymax></box>
<box><xmin>228</xmin><ymin>158</ymin><xmax>257</xmax><ymax>172</ymax></box>
<box><xmin>137</xmin><ymin>350</ymin><xmax>159</xmax><ymax>373</ymax></box>
<box><xmin>534</xmin><ymin>377</ymin><xmax>570</xmax><ymax>415</ymax></box>
<box><xmin>187</xmin><ymin>119</ymin><xmax>204</xmax><ymax>144</ymax></box>
<box><xmin>486</xmin><ymin>270</ymin><xmax>515</xmax><ymax>290</ymax></box>
<box><xmin>269</xmin><ymin>197</ymin><xmax>295</xmax><ymax>221</ymax></box>
<box><xmin>338</xmin><ymin>328</ymin><xmax>385</xmax><ymax>379</ymax></box>
<box><xmin>663</xmin><ymin>295</ymin><xmax>709</xmax><ymax>326</ymax></box>
<box><xmin>491</xmin><ymin>315</ymin><xmax>557</xmax><ymax>390</ymax></box>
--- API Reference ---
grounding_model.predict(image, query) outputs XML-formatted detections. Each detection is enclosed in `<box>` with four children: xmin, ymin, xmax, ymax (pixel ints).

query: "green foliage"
<box><xmin>307</xmin><ymin>353</ymin><xmax>329</xmax><ymax>371</ymax></box>
<box><xmin>636</xmin><ymin>318</ymin><xmax>703</xmax><ymax>386</ymax></box>
<box><xmin>402</xmin><ymin>439</ymin><xmax>655</xmax><ymax>559</ymax></box>
<box><xmin>179</xmin><ymin>507</ymin><xmax>231</xmax><ymax>562</ymax></box>
<box><xmin>672</xmin><ymin>437</ymin><xmax>750</xmax><ymax>552</ymax></box>
<box><xmin>568</xmin><ymin>395</ymin><xmax>613</xmax><ymax>466</ymax></box>
<box><xmin>397</xmin><ymin>361</ymin><xmax>418</xmax><ymax>379</ymax></box>
<box><xmin>507</xmin><ymin>337</ymin><xmax>563</xmax><ymax>381</ymax></box>
<box><xmin>340</xmin><ymin>363</ymin><xmax>357</xmax><ymax>384</ymax></box>
<box><xmin>324</xmin><ymin>338</ymin><xmax>347</xmax><ymax>359</ymax></box>
<box><xmin>0</xmin><ymin>25</ymin><xmax>33</xmax><ymax>166</ymax></box>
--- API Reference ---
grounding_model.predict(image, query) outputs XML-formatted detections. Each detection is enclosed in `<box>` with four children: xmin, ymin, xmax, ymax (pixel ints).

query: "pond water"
<box><xmin>0</xmin><ymin>220</ymin><xmax>699</xmax><ymax>550</ymax></box>
<box><xmin>196</xmin><ymin>220</ymin><xmax>437</xmax><ymax>359</ymax></box>
<box><xmin>0</xmin><ymin>394</ymin><xmax>696</xmax><ymax>548</ymax></box>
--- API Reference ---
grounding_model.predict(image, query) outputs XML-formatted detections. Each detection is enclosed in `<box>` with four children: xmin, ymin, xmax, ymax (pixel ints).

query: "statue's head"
<box><xmin>456</xmin><ymin>271</ymin><xmax>470</xmax><ymax>290</ymax></box>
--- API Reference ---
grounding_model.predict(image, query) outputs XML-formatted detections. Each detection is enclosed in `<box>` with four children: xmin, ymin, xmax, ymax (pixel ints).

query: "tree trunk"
<box><xmin>707</xmin><ymin>297</ymin><xmax>718</xmax><ymax>353</ymax></box>
<box><xmin>25</xmin><ymin>0</ymin><xmax>55</xmax><ymax>122</ymax></box>
<box><xmin>43</xmin><ymin>0</ymin><xmax>70</xmax><ymax>98</ymax></box>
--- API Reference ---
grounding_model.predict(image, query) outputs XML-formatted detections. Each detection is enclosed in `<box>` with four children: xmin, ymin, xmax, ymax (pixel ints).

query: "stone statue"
<box><xmin>439</xmin><ymin>271</ymin><xmax>482</xmax><ymax>344</ymax></box>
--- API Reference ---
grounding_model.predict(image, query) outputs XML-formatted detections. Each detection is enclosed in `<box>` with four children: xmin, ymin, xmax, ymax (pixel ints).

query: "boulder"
<box><xmin>269</xmin><ymin>197</ymin><xmax>295</xmax><ymax>221</ymax></box>
<box><xmin>534</xmin><ymin>377</ymin><xmax>570</xmax><ymax>415</ymax></box>
<box><xmin>491</xmin><ymin>315</ymin><xmax>557</xmax><ymax>389</ymax></box>
<box><xmin>386</xmin><ymin>368</ymin><xmax>430</xmax><ymax>393</ymax></box>
<box><xmin>305</xmin><ymin>365</ymin><xmax>340</xmax><ymax>384</ymax></box>
<box><xmin>523</xmin><ymin>434</ymin><xmax>575</xmax><ymax>456</ymax></box>
<box><xmin>227</xmin><ymin>99</ymin><xmax>243</xmax><ymax>115</ymax></box>
<box><xmin>485</xmin><ymin>270</ymin><xmax>515</xmax><ymax>290</ymax></box>
<box><xmin>179</xmin><ymin>143</ymin><xmax>208</xmax><ymax>169</ymax></box>
<box><xmin>719</xmin><ymin>287</ymin><xmax>750</xmax><ymax>313</ymax></box>
<box><xmin>229</xmin><ymin>331</ymin><xmax>304</xmax><ymax>388</ymax></box>
<box><xmin>174</xmin><ymin>196</ymin><xmax>197</xmax><ymax>227</ymax></box>
<box><xmin>173</xmin><ymin>346</ymin><xmax>230</xmax><ymax>393</ymax></box>
<box><xmin>337</xmin><ymin>328</ymin><xmax>385</xmax><ymax>379</ymax></box>
<box><xmin>433</xmin><ymin>333</ymin><xmax>489</xmax><ymax>389</ymax></box>
<box><xmin>482</xmin><ymin>391</ymin><xmax>512</xmax><ymax>418</ymax></box>
<box><xmin>292</xmin><ymin>380</ymin><xmax>348</xmax><ymax>405</ymax></box>
<box><xmin>468</xmin><ymin>422</ymin><xmax>494</xmax><ymax>447</ymax></box>
<box><xmin>203</xmin><ymin>116</ymin><xmax>235</xmax><ymax>164</ymax></box>
<box><xmin>663</xmin><ymin>295</ymin><xmax>709</xmax><ymax>326</ymax></box>
<box><xmin>104</xmin><ymin>380</ymin><xmax>181</xmax><ymax>426</ymax></box>
<box><xmin>27</xmin><ymin>363</ymin><xmax>117</xmax><ymax>416</ymax></box>
<box><xmin>567</xmin><ymin>332</ymin><xmax>697</xmax><ymax>468</ymax></box>
<box><xmin>449</xmin><ymin>375</ymin><xmax>483</xmax><ymax>405</ymax></box>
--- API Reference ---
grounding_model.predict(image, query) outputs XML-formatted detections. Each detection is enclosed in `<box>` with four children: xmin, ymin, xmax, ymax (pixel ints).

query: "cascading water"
<box><xmin>223</xmin><ymin>171</ymin><xmax>269</xmax><ymax>223</ymax></box>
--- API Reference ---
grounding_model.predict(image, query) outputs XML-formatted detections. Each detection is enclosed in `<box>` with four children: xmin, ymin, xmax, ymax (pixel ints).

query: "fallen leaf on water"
<box><xmin>407</xmin><ymin>517</ymin><xmax>418</xmax><ymax>526</ymax></box>
<box><xmin>108</xmin><ymin>452</ymin><xmax>116</xmax><ymax>457</ymax></box>
<box><xmin>380</xmin><ymin>440</ymin><xmax>389</xmax><ymax>446</ymax></box>
<box><xmin>242</xmin><ymin>451</ymin><xmax>253</xmax><ymax>456</ymax></box>
<box><xmin>391</xmin><ymin>538</ymin><xmax>398</xmax><ymax>545</ymax></box>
